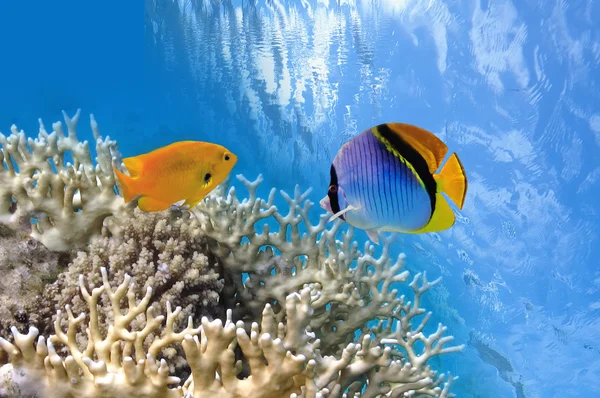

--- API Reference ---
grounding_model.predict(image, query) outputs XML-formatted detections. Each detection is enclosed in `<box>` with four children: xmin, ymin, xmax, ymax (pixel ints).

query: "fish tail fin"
<box><xmin>113</xmin><ymin>166</ymin><xmax>139</xmax><ymax>203</ymax></box>
<box><xmin>434</xmin><ymin>152</ymin><xmax>467</xmax><ymax>210</ymax></box>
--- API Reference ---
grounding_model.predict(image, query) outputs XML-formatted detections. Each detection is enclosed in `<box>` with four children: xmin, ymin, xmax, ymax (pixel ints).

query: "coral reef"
<box><xmin>0</xmin><ymin>268</ymin><xmax>197</xmax><ymax>398</ymax></box>
<box><xmin>0</xmin><ymin>109</ymin><xmax>134</xmax><ymax>252</ymax></box>
<box><xmin>1</xmin><ymin>265</ymin><xmax>458</xmax><ymax>398</ymax></box>
<box><xmin>42</xmin><ymin>208</ymin><xmax>224</xmax><ymax>326</ymax></box>
<box><xmin>194</xmin><ymin>177</ymin><xmax>441</xmax><ymax>353</ymax></box>
<box><xmin>0</xmin><ymin>222</ymin><xmax>71</xmax><ymax>338</ymax></box>
<box><xmin>37</xmin><ymin>208</ymin><xmax>224</xmax><ymax>374</ymax></box>
<box><xmin>0</xmin><ymin>112</ymin><xmax>463</xmax><ymax>397</ymax></box>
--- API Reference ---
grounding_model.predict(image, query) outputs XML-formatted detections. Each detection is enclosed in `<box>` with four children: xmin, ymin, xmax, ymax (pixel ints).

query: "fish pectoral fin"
<box><xmin>138</xmin><ymin>197</ymin><xmax>173</xmax><ymax>213</ymax></box>
<box><xmin>365</xmin><ymin>229</ymin><xmax>380</xmax><ymax>245</ymax></box>
<box><xmin>122</xmin><ymin>156</ymin><xmax>145</xmax><ymax>179</ymax></box>
<box><xmin>327</xmin><ymin>205</ymin><xmax>360</xmax><ymax>222</ymax></box>
<box><xmin>169</xmin><ymin>199</ymin><xmax>190</xmax><ymax>211</ymax></box>
<box><xmin>113</xmin><ymin>166</ymin><xmax>139</xmax><ymax>203</ymax></box>
<box><xmin>410</xmin><ymin>193</ymin><xmax>455</xmax><ymax>234</ymax></box>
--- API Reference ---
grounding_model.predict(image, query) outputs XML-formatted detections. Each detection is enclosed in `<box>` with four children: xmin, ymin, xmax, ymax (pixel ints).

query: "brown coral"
<box><xmin>0</xmin><ymin>222</ymin><xmax>71</xmax><ymax>338</ymax></box>
<box><xmin>39</xmin><ymin>208</ymin><xmax>225</xmax><ymax>375</ymax></box>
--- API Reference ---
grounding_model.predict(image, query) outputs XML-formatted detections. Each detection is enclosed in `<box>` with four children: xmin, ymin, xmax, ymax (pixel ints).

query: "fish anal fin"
<box><xmin>123</xmin><ymin>156</ymin><xmax>145</xmax><ymax>179</ymax></box>
<box><xmin>410</xmin><ymin>193</ymin><xmax>455</xmax><ymax>234</ymax></box>
<box><xmin>172</xmin><ymin>199</ymin><xmax>186</xmax><ymax>207</ymax></box>
<box><xmin>434</xmin><ymin>152</ymin><xmax>468</xmax><ymax>209</ymax></box>
<box><xmin>385</xmin><ymin>123</ymin><xmax>448</xmax><ymax>174</ymax></box>
<box><xmin>365</xmin><ymin>229</ymin><xmax>380</xmax><ymax>244</ymax></box>
<box><xmin>138</xmin><ymin>197</ymin><xmax>172</xmax><ymax>212</ymax></box>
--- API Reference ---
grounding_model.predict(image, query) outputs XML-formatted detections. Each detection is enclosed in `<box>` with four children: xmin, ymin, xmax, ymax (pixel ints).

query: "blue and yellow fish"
<box><xmin>320</xmin><ymin>123</ymin><xmax>467</xmax><ymax>244</ymax></box>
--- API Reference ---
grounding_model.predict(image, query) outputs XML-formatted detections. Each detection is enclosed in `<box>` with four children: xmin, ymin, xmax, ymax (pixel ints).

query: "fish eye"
<box><xmin>224</xmin><ymin>153</ymin><xmax>230</xmax><ymax>161</ymax></box>
<box><xmin>328</xmin><ymin>185</ymin><xmax>337</xmax><ymax>193</ymax></box>
<box><xmin>204</xmin><ymin>173</ymin><xmax>212</xmax><ymax>183</ymax></box>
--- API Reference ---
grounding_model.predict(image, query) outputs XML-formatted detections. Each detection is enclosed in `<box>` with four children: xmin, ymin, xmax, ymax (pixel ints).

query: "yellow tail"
<box><xmin>113</xmin><ymin>166</ymin><xmax>139</xmax><ymax>203</ymax></box>
<box><xmin>434</xmin><ymin>152</ymin><xmax>468</xmax><ymax>209</ymax></box>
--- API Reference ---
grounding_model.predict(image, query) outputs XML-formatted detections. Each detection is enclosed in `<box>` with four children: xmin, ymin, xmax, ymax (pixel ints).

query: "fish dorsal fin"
<box><xmin>123</xmin><ymin>156</ymin><xmax>145</xmax><ymax>179</ymax></box>
<box><xmin>376</xmin><ymin>123</ymin><xmax>448</xmax><ymax>174</ymax></box>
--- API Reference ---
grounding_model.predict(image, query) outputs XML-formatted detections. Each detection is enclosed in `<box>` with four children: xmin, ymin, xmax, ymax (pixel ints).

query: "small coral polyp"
<box><xmin>0</xmin><ymin>112</ymin><xmax>462</xmax><ymax>397</ymax></box>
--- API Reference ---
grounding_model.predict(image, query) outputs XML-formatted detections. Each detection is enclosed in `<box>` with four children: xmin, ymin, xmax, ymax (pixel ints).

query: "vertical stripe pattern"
<box><xmin>333</xmin><ymin>129</ymin><xmax>433</xmax><ymax>231</ymax></box>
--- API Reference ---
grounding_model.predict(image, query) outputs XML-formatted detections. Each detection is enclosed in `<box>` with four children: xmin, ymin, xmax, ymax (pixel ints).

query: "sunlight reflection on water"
<box><xmin>145</xmin><ymin>1</ymin><xmax>600</xmax><ymax>396</ymax></box>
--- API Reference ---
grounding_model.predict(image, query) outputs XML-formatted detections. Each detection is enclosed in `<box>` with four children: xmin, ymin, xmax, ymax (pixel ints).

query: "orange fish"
<box><xmin>113</xmin><ymin>141</ymin><xmax>237</xmax><ymax>212</ymax></box>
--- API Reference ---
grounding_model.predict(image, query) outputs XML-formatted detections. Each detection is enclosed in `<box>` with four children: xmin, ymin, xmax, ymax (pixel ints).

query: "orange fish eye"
<box><xmin>224</xmin><ymin>153</ymin><xmax>231</xmax><ymax>161</ymax></box>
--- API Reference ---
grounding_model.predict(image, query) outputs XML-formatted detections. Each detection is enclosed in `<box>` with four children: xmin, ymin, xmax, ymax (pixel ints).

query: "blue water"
<box><xmin>2</xmin><ymin>0</ymin><xmax>599</xmax><ymax>396</ymax></box>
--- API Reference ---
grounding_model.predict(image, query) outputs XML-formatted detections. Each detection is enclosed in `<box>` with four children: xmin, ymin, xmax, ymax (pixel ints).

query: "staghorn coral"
<box><xmin>0</xmin><ymin>268</ymin><xmax>197</xmax><ymax>398</ymax></box>
<box><xmin>182</xmin><ymin>282</ymin><xmax>459</xmax><ymax>398</ymax></box>
<box><xmin>38</xmin><ymin>208</ymin><xmax>224</xmax><ymax>374</ymax></box>
<box><xmin>195</xmin><ymin>174</ymin><xmax>463</xmax><ymax>395</ymax></box>
<box><xmin>0</xmin><ymin>109</ymin><xmax>134</xmax><ymax>252</ymax></box>
<box><xmin>0</xmin><ymin>113</ymin><xmax>463</xmax><ymax>396</ymax></box>
<box><xmin>1</xmin><ymin>264</ymin><xmax>459</xmax><ymax>398</ymax></box>
<box><xmin>194</xmin><ymin>175</ymin><xmax>463</xmax><ymax>363</ymax></box>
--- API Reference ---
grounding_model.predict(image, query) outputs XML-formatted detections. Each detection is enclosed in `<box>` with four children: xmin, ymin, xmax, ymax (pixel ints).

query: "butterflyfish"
<box><xmin>320</xmin><ymin>123</ymin><xmax>467</xmax><ymax>244</ymax></box>
<box><xmin>113</xmin><ymin>141</ymin><xmax>237</xmax><ymax>212</ymax></box>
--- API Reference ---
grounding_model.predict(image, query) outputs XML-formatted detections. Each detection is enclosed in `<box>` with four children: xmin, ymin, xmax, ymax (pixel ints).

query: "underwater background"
<box><xmin>1</xmin><ymin>0</ymin><xmax>599</xmax><ymax>396</ymax></box>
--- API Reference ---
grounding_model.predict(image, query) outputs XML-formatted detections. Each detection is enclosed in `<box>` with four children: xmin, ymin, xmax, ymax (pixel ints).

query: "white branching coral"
<box><xmin>1</xmin><ymin>265</ymin><xmax>459</xmax><ymax>398</ymax></box>
<box><xmin>0</xmin><ymin>109</ymin><xmax>133</xmax><ymax>251</ymax></box>
<box><xmin>0</xmin><ymin>121</ymin><xmax>463</xmax><ymax>397</ymax></box>
<box><xmin>41</xmin><ymin>207</ymin><xmax>224</xmax><ymax>339</ymax></box>
<box><xmin>193</xmin><ymin>176</ymin><xmax>464</xmax><ymax>362</ymax></box>
<box><xmin>0</xmin><ymin>268</ymin><xmax>197</xmax><ymax>398</ymax></box>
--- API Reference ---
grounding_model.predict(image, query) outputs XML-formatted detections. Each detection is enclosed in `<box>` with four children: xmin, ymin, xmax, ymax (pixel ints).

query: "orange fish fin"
<box><xmin>434</xmin><ymin>152</ymin><xmax>468</xmax><ymax>209</ymax></box>
<box><xmin>137</xmin><ymin>196</ymin><xmax>172</xmax><ymax>212</ymax></box>
<box><xmin>382</xmin><ymin>123</ymin><xmax>448</xmax><ymax>174</ymax></box>
<box><xmin>113</xmin><ymin>166</ymin><xmax>139</xmax><ymax>203</ymax></box>
<box><xmin>410</xmin><ymin>193</ymin><xmax>455</xmax><ymax>234</ymax></box>
<box><xmin>185</xmin><ymin>197</ymin><xmax>205</xmax><ymax>209</ymax></box>
<box><xmin>122</xmin><ymin>156</ymin><xmax>145</xmax><ymax>179</ymax></box>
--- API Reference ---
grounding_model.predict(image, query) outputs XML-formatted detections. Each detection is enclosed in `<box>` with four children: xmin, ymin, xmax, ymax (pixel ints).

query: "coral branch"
<box><xmin>0</xmin><ymin>110</ymin><xmax>134</xmax><ymax>251</ymax></box>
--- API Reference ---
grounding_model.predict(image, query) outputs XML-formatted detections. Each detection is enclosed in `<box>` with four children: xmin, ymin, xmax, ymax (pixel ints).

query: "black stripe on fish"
<box><xmin>328</xmin><ymin>164</ymin><xmax>344</xmax><ymax>220</ymax></box>
<box><xmin>375</xmin><ymin>124</ymin><xmax>436</xmax><ymax>217</ymax></box>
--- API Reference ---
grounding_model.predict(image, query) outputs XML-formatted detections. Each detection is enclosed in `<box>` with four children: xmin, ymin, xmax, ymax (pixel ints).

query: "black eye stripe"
<box><xmin>204</xmin><ymin>173</ymin><xmax>212</xmax><ymax>183</ymax></box>
<box><xmin>328</xmin><ymin>165</ymin><xmax>344</xmax><ymax>220</ymax></box>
